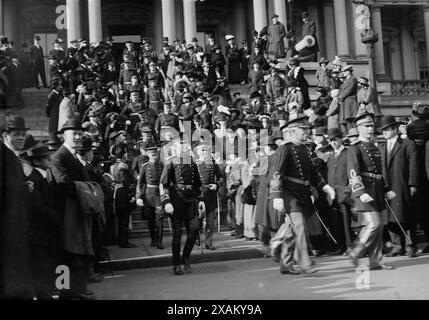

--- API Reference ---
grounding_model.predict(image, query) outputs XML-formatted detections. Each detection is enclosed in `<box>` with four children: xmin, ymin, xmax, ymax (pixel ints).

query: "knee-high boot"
<box><xmin>157</xmin><ymin>226</ymin><xmax>164</xmax><ymax>250</ymax></box>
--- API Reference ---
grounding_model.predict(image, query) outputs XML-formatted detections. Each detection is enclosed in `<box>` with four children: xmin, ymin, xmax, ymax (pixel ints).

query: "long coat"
<box><xmin>380</xmin><ymin>137</ymin><xmax>418</xmax><ymax>223</ymax></box>
<box><xmin>302</xmin><ymin>19</ymin><xmax>319</xmax><ymax>52</ymax></box>
<box><xmin>47</xmin><ymin>90</ymin><xmax>62</xmax><ymax>133</ymax></box>
<box><xmin>339</xmin><ymin>75</ymin><xmax>358</xmax><ymax>122</ymax></box>
<box><xmin>58</xmin><ymin>97</ymin><xmax>78</xmax><ymax>131</ymax></box>
<box><xmin>357</xmin><ymin>86</ymin><xmax>382</xmax><ymax>117</ymax></box>
<box><xmin>267</xmin><ymin>22</ymin><xmax>286</xmax><ymax>58</ymax></box>
<box><xmin>0</xmin><ymin>142</ymin><xmax>33</xmax><ymax>298</ymax></box>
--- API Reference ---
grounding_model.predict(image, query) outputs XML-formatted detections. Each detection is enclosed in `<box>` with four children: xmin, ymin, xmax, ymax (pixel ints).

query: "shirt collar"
<box><xmin>63</xmin><ymin>142</ymin><xmax>76</xmax><ymax>155</ymax></box>
<box><xmin>35</xmin><ymin>167</ymin><xmax>47</xmax><ymax>178</ymax></box>
<box><xmin>388</xmin><ymin>135</ymin><xmax>398</xmax><ymax>145</ymax></box>
<box><xmin>4</xmin><ymin>141</ymin><xmax>20</xmax><ymax>157</ymax></box>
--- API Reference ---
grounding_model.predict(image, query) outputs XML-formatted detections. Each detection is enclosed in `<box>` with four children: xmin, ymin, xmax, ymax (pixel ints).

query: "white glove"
<box><xmin>136</xmin><ymin>199</ymin><xmax>144</xmax><ymax>207</ymax></box>
<box><xmin>385</xmin><ymin>191</ymin><xmax>396</xmax><ymax>201</ymax></box>
<box><xmin>198</xmin><ymin>201</ymin><xmax>206</xmax><ymax>213</ymax></box>
<box><xmin>360</xmin><ymin>193</ymin><xmax>374</xmax><ymax>203</ymax></box>
<box><xmin>273</xmin><ymin>198</ymin><xmax>285</xmax><ymax>211</ymax></box>
<box><xmin>165</xmin><ymin>203</ymin><xmax>174</xmax><ymax>214</ymax></box>
<box><xmin>209</xmin><ymin>184</ymin><xmax>217</xmax><ymax>191</ymax></box>
<box><xmin>322</xmin><ymin>185</ymin><xmax>336</xmax><ymax>201</ymax></box>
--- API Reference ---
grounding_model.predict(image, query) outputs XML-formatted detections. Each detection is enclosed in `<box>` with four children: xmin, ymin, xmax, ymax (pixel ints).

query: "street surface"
<box><xmin>90</xmin><ymin>253</ymin><xmax>429</xmax><ymax>300</ymax></box>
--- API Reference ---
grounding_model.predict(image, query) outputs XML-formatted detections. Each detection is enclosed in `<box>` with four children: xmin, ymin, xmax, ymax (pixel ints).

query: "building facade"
<box><xmin>1</xmin><ymin>0</ymin><xmax>429</xmax><ymax>113</ymax></box>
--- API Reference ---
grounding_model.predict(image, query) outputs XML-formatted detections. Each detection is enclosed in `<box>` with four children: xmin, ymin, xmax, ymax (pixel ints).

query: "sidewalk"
<box><xmin>99</xmin><ymin>229</ymin><xmax>268</xmax><ymax>272</ymax></box>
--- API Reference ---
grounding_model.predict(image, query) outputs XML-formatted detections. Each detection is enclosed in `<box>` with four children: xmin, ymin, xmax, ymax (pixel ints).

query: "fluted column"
<box><xmin>66</xmin><ymin>0</ymin><xmax>81</xmax><ymax>42</ymax></box>
<box><xmin>162</xmin><ymin>0</ymin><xmax>176</xmax><ymax>43</ymax></box>
<box><xmin>88</xmin><ymin>0</ymin><xmax>102</xmax><ymax>43</ymax></box>
<box><xmin>0</xmin><ymin>0</ymin><xmax>3</xmax><ymax>35</ymax></box>
<box><xmin>372</xmin><ymin>5</ymin><xmax>386</xmax><ymax>76</ymax></box>
<box><xmin>253</xmin><ymin>0</ymin><xmax>267</xmax><ymax>33</ymax></box>
<box><xmin>183</xmin><ymin>0</ymin><xmax>197</xmax><ymax>43</ymax></box>
<box><xmin>323</xmin><ymin>1</ymin><xmax>337</xmax><ymax>59</ymax></box>
<box><xmin>424</xmin><ymin>5</ymin><xmax>429</xmax><ymax>73</ymax></box>
<box><xmin>333</xmin><ymin>0</ymin><xmax>350</xmax><ymax>57</ymax></box>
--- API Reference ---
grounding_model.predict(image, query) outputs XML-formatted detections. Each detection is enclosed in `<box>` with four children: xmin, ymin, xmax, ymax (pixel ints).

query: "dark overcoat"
<box><xmin>339</xmin><ymin>75</ymin><xmax>358</xmax><ymax>122</ymax></box>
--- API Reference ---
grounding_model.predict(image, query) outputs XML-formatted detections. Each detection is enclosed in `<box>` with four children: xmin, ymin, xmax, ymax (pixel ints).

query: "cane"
<box><xmin>217</xmin><ymin>196</ymin><xmax>221</xmax><ymax>234</ymax></box>
<box><xmin>313</xmin><ymin>204</ymin><xmax>338</xmax><ymax>245</ymax></box>
<box><xmin>384</xmin><ymin>199</ymin><xmax>413</xmax><ymax>244</ymax></box>
<box><xmin>167</xmin><ymin>216</ymin><xmax>172</xmax><ymax>233</ymax></box>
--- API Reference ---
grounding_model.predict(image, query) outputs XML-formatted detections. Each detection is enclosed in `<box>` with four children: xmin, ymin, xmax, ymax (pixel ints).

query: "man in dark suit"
<box><xmin>301</xmin><ymin>11</ymin><xmax>319</xmax><ymax>59</ymax></box>
<box><xmin>338</xmin><ymin>65</ymin><xmax>358</xmax><ymax>132</ymax></box>
<box><xmin>30</xmin><ymin>35</ymin><xmax>48</xmax><ymax>88</ymax></box>
<box><xmin>346</xmin><ymin>113</ymin><xmax>395</xmax><ymax>270</ymax></box>
<box><xmin>0</xmin><ymin>114</ymin><xmax>34</xmax><ymax>299</ymax></box>
<box><xmin>50</xmin><ymin>117</ymin><xmax>95</xmax><ymax>300</ymax></box>
<box><xmin>326</xmin><ymin>128</ymin><xmax>352</xmax><ymax>253</ymax></box>
<box><xmin>379</xmin><ymin>116</ymin><xmax>419</xmax><ymax>257</ymax></box>
<box><xmin>46</xmin><ymin>82</ymin><xmax>63</xmax><ymax>141</ymax></box>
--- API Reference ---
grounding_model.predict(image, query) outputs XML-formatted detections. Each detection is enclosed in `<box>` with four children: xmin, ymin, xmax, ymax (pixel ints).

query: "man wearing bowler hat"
<box><xmin>270</xmin><ymin>116</ymin><xmax>335</xmax><ymax>274</ymax></box>
<box><xmin>0</xmin><ymin>114</ymin><xmax>34</xmax><ymax>299</ymax></box>
<box><xmin>50</xmin><ymin>117</ymin><xmax>96</xmax><ymax>299</ymax></box>
<box><xmin>379</xmin><ymin>116</ymin><xmax>418</xmax><ymax>257</ymax></box>
<box><xmin>346</xmin><ymin>112</ymin><xmax>395</xmax><ymax>270</ymax></box>
<box><xmin>267</xmin><ymin>14</ymin><xmax>286</xmax><ymax>59</ymax></box>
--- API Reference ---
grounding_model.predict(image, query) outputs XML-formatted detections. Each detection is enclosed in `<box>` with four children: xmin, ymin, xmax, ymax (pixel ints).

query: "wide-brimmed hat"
<box><xmin>28</xmin><ymin>143</ymin><xmax>54</xmax><ymax>159</ymax></box>
<box><xmin>358</xmin><ymin>77</ymin><xmax>369</xmax><ymax>86</ymax></box>
<box><xmin>225</xmin><ymin>35</ymin><xmax>235</xmax><ymax>41</ymax></box>
<box><xmin>20</xmin><ymin>134</ymin><xmax>38</xmax><ymax>156</ymax></box>
<box><xmin>379</xmin><ymin>115</ymin><xmax>399</xmax><ymax>130</ymax></box>
<box><xmin>327</xmin><ymin>128</ymin><xmax>343</xmax><ymax>140</ymax></box>
<box><xmin>271</xmin><ymin>14</ymin><xmax>279</xmax><ymax>19</ymax></box>
<box><xmin>58</xmin><ymin>117</ymin><xmax>84</xmax><ymax>133</ymax></box>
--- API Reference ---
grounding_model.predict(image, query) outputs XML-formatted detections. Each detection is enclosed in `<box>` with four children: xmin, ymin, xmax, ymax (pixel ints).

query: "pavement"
<box><xmin>99</xmin><ymin>228</ymin><xmax>268</xmax><ymax>271</ymax></box>
<box><xmin>90</xmin><ymin>248</ymin><xmax>429</xmax><ymax>300</ymax></box>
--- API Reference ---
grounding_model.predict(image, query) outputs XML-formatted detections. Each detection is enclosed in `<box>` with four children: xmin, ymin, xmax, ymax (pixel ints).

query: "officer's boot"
<box><xmin>173</xmin><ymin>266</ymin><xmax>184</xmax><ymax>275</ymax></box>
<box><xmin>157</xmin><ymin>226</ymin><xmax>164</xmax><ymax>250</ymax></box>
<box><xmin>182</xmin><ymin>258</ymin><xmax>192</xmax><ymax>273</ymax></box>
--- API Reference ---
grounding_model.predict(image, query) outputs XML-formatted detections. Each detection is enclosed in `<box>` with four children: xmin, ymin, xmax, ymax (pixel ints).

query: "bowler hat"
<box><xmin>45</xmin><ymin>135</ymin><xmax>62</xmax><ymax>150</ymax></box>
<box><xmin>20</xmin><ymin>134</ymin><xmax>38</xmax><ymax>156</ymax></box>
<box><xmin>379</xmin><ymin>115</ymin><xmax>399</xmax><ymax>130</ymax></box>
<box><xmin>191</xmin><ymin>37</ymin><xmax>198</xmax><ymax>42</ymax></box>
<box><xmin>1</xmin><ymin>114</ymin><xmax>29</xmax><ymax>132</ymax></box>
<box><xmin>302</xmin><ymin>11</ymin><xmax>310</xmax><ymax>19</ymax></box>
<box><xmin>327</xmin><ymin>128</ymin><xmax>343</xmax><ymax>140</ymax></box>
<box><xmin>34</xmin><ymin>35</ymin><xmax>41</xmax><ymax>41</ymax></box>
<box><xmin>58</xmin><ymin>117</ymin><xmax>84</xmax><ymax>133</ymax></box>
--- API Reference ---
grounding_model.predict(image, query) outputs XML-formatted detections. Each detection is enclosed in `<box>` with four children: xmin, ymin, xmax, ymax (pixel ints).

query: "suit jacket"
<box><xmin>327</xmin><ymin>148</ymin><xmax>348</xmax><ymax>204</ymax></box>
<box><xmin>29</xmin><ymin>45</ymin><xmax>44</xmax><ymax>62</ymax></box>
<box><xmin>339</xmin><ymin>75</ymin><xmax>358</xmax><ymax>121</ymax></box>
<box><xmin>380</xmin><ymin>137</ymin><xmax>418</xmax><ymax>223</ymax></box>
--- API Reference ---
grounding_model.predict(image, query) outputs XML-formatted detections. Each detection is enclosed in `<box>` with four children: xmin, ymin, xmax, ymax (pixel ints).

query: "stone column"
<box><xmin>333</xmin><ymin>0</ymin><xmax>350</xmax><ymax>57</ymax></box>
<box><xmin>235</xmin><ymin>0</ymin><xmax>246</xmax><ymax>45</ymax></box>
<box><xmin>273</xmin><ymin>0</ymin><xmax>287</xmax><ymax>26</ymax></box>
<box><xmin>352</xmin><ymin>2</ymin><xmax>367</xmax><ymax>59</ymax></box>
<box><xmin>66</xmin><ymin>0</ymin><xmax>81</xmax><ymax>42</ymax></box>
<box><xmin>88</xmin><ymin>0</ymin><xmax>102</xmax><ymax>43</ymax></box>
<box><xmin>424</xmin><ymin>5</ymin><xmax>429</xmax><ymax>73</ymax></box>
<box><xmin>400</xmin><ymin>18</ymin><xmax>417</xmax><ymax>79</ymax></box>
<box><xmin>3</xmin><ymin>0</ymin><xmax>19</xmax><ymax>45</ymax></box>
<box><xmin>253</xmin><ymin>0</ymin><xmax>267</xmax><ymax>33</ymax></box>
<box><xmin>183</xmin><ymin>0</ymin><xmax>197</xmax><ymax>43</ymax></box>
<box><xmin>154</xmin><ymin>0</ymin><xmax>163</xmax><ymax>52</ymax></box>
<box><xmin>162</xmin><ymin>0</ymin><xmax>176</xmax><ymax>44</ymax></box>
<box><xmin>0</xmin><ymin>0</ymin><xmax>3</xmax><ymax>35</ymax></box>
<box><xmin>323</xmin><ymin>1</ymin><xmax>337</xmax><ymax>60</ymax></box>
<box><xmin>308</xmin><ymin>4</ymin><xmax>325</xmax><ymax>58</ymax></box>
<box><xmin>372</xmin><ymin>5</ymin><xmax>386</xmax><ymax>76</ymax></box>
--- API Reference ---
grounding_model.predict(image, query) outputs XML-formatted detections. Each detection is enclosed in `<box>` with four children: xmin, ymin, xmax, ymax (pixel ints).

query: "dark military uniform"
<box><xmin>145</xmin><ymin>87</ymin><xmax>164</xmax><ymax>114</ymax></box>
<box><xmin>160</xmin><ymin>154</ymin><xmax>203</xmax><ymax>268</ymax></box>
<box><xmin>155</xmin><ymin>112</ymin><xmax>180</xmax><ymax>137</ymax></box>
<box><xmin>347</xmin><ymin>139</ymin><xmax>390</xmax><ymax>267</ymax></box>
<box><xmin>136</xmin><ymin>160</ymin><xmax>164</xmax><ymax>248</ymax></box>
<box><xmin>196</xmin><ymin>158</ymin><xmax>222</xmax><ymax>248</ymax></box>
<box><xmin>269</xmin><ymin>127</ymin><xmax>327</xmax><ymax>273</ymax></box>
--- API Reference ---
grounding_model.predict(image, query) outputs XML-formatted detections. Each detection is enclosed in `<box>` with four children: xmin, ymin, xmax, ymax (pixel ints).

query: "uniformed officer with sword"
<box><xmin>270</xmin><ymin>116</ymin><xmax>336</xmax><ymax>275</ymax></box>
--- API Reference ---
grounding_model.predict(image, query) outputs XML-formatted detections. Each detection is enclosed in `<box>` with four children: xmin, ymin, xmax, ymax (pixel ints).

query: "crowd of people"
<box><xmin>1</xmin><ymin>10</ymin><xmax>429</xmax><ymax>300</ymax></box>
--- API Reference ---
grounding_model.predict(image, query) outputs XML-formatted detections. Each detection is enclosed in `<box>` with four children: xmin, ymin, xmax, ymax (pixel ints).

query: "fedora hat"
<box><xmin>28</xmin><ymin>143</ymin><xmax>54</xmax><ymax>159</ymax></box>
<box><xmin>379</xmin><ymin>115</ymin><xmax>399</xmax><ymax>130</ymax></box>
<box><xmin>412</xmin><ymin>104</ymin><xmax>429</xmax><ymax>119</ymax></box>
<box><xmin>58</xmin><ymin>117</ymin><xmax>84</xmax><ymax>133</ymax></box>
<box><xmin>327</xmin><ymin>128</ymin><xmax>343</xmax><ymax>140</ymax></box>
<box><xmin>20</xmin><ymin>134</ymin><xmax>38</xmax><ymax>157</ymax></box>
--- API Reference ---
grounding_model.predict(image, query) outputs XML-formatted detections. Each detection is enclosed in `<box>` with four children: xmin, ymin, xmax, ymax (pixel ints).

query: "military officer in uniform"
<box><xmin>155</xmin><ymin>102</ymin><xmax>181</xmax><ymax>139</ymax></box>
<box><xmin>136</xmin><ymin>146</ymin><xmax>165</xmax><ymax>249</ymax></box>
<box><xmin>194</xmin><ymin>142</ymin><xmax>223</xmax><ymax>250</ymax></box>
<box><xmin>346</xmin><ymin>112</ymin><xmax>396</xmax><ymax>270</ymax></box>
<box><xmin>160</xmin><ymin>140</ymin><xmax>206</xmax><ymax>275</ymax></box>
<box><xmin>270</xmin><ymin>116</ymin><xmax>336</xmax><ymax>274</ymax></box>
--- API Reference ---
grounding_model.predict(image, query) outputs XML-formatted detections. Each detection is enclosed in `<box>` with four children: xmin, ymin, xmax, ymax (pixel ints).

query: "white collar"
<box><xmin>335</xmin><ymin>145</ymin><xmax>345</xmax><ymax>154</ymax></box>
<box><xmin>387</xmin><ymin>135</ymin><xmax>398</xmax><ymax>146</ymax></box>
<box><xmin>63</xmin><ymin>142</ymin><xmax>76</xmax><ymax>155</ymax></box>
<box><xmin>4</xmin><ymin>141</ymin><xmax>20</xmax><ymax>157</ymax></box>
<box><xmin>35</xmin><ymin>167</ymin><xmax>47</xmax><ymax>178</ymax></box>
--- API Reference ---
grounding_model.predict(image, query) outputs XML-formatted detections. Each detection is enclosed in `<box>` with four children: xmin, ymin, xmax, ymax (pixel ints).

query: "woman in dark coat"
<box><xmin>19</xmin><ymin>43</ymin><xmax>36</xmax><ymax>88</ymax></box>
<box><xmin>239</xmin><ymin>41</ymin><xmax>251</xmax><ymax>83</ymax></box>
<box><xmin>225</xmin><ymin>36</ymin><xmax>243</xmax><ymax>84</ymax></box>
<box><xmin>211</xmin><ymin>45</ymin><xmax>226</xmax><ymax>75</ymax></box>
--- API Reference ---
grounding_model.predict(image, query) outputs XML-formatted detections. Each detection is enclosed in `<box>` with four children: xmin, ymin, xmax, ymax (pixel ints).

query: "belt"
<box><xmin>360</xmin><ymin>172</ymin><xmax>383</xmax><ymax>180</ymax></box>
<box><xmin>146</xmin><ymin>184</ymin><xmax>159</xmax><ymax>188</ymax></box>
<box><xmin>176</xmin><ymin>184</ymin><xmax>193</xmax><ymax>190</ymax></box>
<box><xmin>284</xmin><ymin>176</ymin><xmax>310</xmax><ymax>186</ymax></box>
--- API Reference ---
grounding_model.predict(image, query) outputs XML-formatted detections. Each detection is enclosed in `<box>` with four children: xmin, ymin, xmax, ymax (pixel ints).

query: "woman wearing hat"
<box><xmin>211</xmin><ymin>44</ymin><xmax>226</xmax><ymax>76</ymax></box>
<box><xmin>286</xmin><ymin>57</ymin><xmax>311</xmax><ymax>109</ymax></box>
<box><xmin>357</xmin><ymin>77</ymin><xmax>382</xmax><ymax>117</ymax></box>
<box><xmin>315</xmin><ymin>57</ymin><xmax>330</xmax><ymax>91</ymax></box>
<box><xmin>225</xmin><ymin>35</ymin><xmax>243</xmax><ymax>84</ymax></box>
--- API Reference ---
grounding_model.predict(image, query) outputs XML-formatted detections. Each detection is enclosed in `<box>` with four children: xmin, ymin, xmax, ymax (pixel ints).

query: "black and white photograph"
<box><xmin>1</xmin><ymin>0</ymin><xmax>429</xmax><ymax>307</ymax></box>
